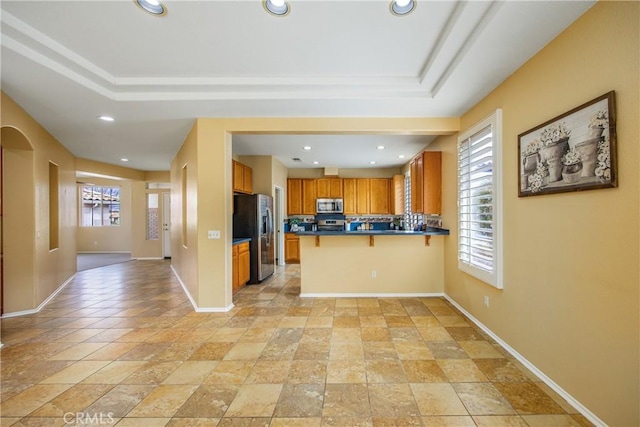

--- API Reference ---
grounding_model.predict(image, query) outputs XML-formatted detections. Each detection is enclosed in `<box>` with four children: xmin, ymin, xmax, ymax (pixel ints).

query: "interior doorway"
<box><xmin>274</xmin><ymin>185</ymin><xmax>284</xmax><ymax>266</ymax></box>
<box><xmin>162</xmin><ymin>192</ymin><xmax>171</xmax><ymax>258</ymax></box>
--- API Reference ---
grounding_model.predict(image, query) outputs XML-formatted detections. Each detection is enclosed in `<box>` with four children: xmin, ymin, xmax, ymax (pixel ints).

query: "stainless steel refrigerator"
<box><xmin>233</xmin><ymin>194</ymin><xmax>275</xmax><ymax>284</ymax></box>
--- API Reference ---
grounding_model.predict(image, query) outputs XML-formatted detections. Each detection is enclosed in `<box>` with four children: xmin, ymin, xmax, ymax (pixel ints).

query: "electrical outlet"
<box><xmin>371</xmin><ymin>270</ymin><xmax>377</xmax><ymax>279</ymax></box>
<box><xmin>483</xmin><ymin>296</ymin><xmax>490</xmax><ymax>307</ymax></box>
<box><xmin>208</xmin><ymin>230</ymin><xmax>221</xmax><ymax>239</ymax></box>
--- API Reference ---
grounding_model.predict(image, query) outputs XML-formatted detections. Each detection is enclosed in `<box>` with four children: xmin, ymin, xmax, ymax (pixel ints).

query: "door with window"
<box><xmin>162</xmin><ymin>192</ymin><xmax>171</xmax><ymax>258</ymax></box>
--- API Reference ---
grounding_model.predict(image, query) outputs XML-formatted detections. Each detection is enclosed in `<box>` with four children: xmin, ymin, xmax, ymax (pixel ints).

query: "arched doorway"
<box><xmin>1</xmin><ymin>126</ymin><xmax>36</xmax><ymax>315</ymax></box>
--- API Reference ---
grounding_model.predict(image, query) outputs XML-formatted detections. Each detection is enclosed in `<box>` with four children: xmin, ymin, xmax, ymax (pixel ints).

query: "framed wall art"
<box><xmin>518</xmin><ymin>91</ymin><xmax>617</xmax><ymax>197</ymax></box>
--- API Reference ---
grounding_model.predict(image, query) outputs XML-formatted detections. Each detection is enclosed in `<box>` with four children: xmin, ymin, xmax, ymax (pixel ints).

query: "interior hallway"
<box><xmin>0</xmin><ymin>261</ymin><xmax>593</xmax><ymax>426</ymax></box>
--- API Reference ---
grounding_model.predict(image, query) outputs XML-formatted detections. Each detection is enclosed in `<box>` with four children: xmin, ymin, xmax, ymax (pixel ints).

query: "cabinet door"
<box><xmin>232</xmin><ymin>245</ymin><xmax>239</xmax><ymax>292</ymax></box>
<box><xmin>284</xmin><ymin>233</ymin><xmax>300</xmax><ymax>263</ymax></box>
<box><xmin>238</xmin><ymin>243</ymin><xmax>250</xmax><ymax>286</ymax></box>
<box><xmin>410</xmin><ymin>156</ymin><xmax>424</xmax><ymax>213</ymax></box>
<box><xmin>356</xmin><ymin>178</ymin><xmax>370</xmax><ymax>214</ymax></box>
<box><xmin>369</xmin><ymin>178</ymin><xmax>390</xmax><ymax>214</ymax></box>
<box><xmin>243</xmin><ymin>165</ymin><xmax>253</xmax><ymax>194</ymax></box>
<box><xmin>233</xmin><ymin>161</ymin><xmax>244</xmax><ymax>193</ymax></box>
<box><xmin>343</xmin><ymin>179</ymin><xmax>357</xmax><ymax>215</ymax></box>
<box><xmin>287</xmin><ymin>179</ymin><xmax>302</xmax><ymax>215</ymax></box>
<box><xmin>422</xmin><ymin>151</ymin><xmax>442</xmax><ymax>215</ymax></box>
<box><xmin>392</xmin><ymin>174</ymin><xmax>405</xmax><ymax>215</ymax></box>
<box><xmin>329</xmin><ymin>178</ymin><xmax>343</xmax><ymax>198</ymax></box>
<box><xmin>302</xmin><ymin>179</ymin><xmax>317</xmax><ymax>215</ymax></box>
<box><xmin>316</xmin><ymin>179</ymin><xmax>330</xmax><ymax>198</ymax></box>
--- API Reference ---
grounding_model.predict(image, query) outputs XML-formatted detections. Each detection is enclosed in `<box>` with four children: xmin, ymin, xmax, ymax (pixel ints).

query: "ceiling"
<box><xmin>0</xmin><ymin>1</ymin><xmax>594</xmax><ymax>171</ymax></box>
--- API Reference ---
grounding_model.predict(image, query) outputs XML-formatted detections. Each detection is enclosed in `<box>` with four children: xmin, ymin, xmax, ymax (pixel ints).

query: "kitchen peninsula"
<box><xmin>295</xmin><ymin>228</ymin><xmax>449</xmax><ymax>297</ymax></box>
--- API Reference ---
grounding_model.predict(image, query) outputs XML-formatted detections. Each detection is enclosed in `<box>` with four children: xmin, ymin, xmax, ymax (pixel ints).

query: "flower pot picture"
<box><xmin>562</xmin><ymin>162</ymin><xmax>583</xmax><ymax>184</ymax></box>
<box><xmin>518</xmin><ymin>91</ymin><xmax>617</xmax><ymax>197</ymax></box>
<box><xmin>575</xmin><ymin>137</ymin><xmax>600</xmax><ymax>177</ymax></box>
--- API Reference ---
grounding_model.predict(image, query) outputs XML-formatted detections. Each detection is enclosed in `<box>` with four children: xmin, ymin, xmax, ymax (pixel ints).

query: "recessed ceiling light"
<box><xmin>377</xmin><ymin>146</ymin><xmax>385</xmax><ymax>150</ymax></box>
<box><xmin>313</xmin><ymin>161</ymin><xmax>319</xmax><ymax>165</ymax></box>
<box><xmin>264</xmin><ymin>0</ymin><xmax>289</xmax><ymax>16</ymax></box>
<box><xmin>390</xmin><ymin>0</ymin><xmax>416</xmax><ymax>16</ymax></box>
<box><xmin>398</xmin><ymin>154</ymin><xmax>406</xmax><ymax>159</ymax></box>
<box><xmin>370</xmin><ymin>161</ymin><xmax>376</xmax><ymax>165</ymax></box>
<box><xmin>98</xmin><ymin>116</ymin><xmax>115</xmax><ymax>122</ymax></box>
<box><xmin>135</xmin><ymin>0</ymin><xmax>167</xmax><ymax>16</ymax></box>
<box><xmin>303</xmin><ymin>146</ymin><xmax>312</xmax><ymax>151</ymax></box>
<box><xmin>120</xmin><ymin>158</ymin><xmax>129</xmax><ymax>162</ymax></box>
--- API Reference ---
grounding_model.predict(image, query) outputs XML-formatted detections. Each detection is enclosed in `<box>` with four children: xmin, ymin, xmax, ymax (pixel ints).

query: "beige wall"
<box><xmin>299</xmin><ymin>235</ymin><xmax>444</xmax><ymax>295</ymax></box>
<box><xmin>1</xmin><ymin>93</ymin><xmax>77</xmax><ymax>314</ymax></box>
<box><xmin>430</xmin><ymin>3</ymin><xmax>639</xmax><ymax>425</ymax></box>
<box><xmin>77</xmin><ymin>178</ymin><xmax>132</xmax><ymax>253</ymax></box>
<box><xmin>238</xmin><ymin>155</ymin><xmax>272</xmax><ymax>196</ymax></box>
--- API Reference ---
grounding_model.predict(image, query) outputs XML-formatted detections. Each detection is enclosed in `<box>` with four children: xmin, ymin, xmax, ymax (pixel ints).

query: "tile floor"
<box><xmin>1</xmin><ymin>260</ymin><xmax>593</xmax><ymax>426</ymax></box>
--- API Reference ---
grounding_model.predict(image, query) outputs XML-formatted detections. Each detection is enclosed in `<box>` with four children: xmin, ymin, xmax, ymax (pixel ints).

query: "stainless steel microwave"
<box><xmin>316</xmin><ymin>198</ymin><xmax>343</xmax><ymax>214</ymax></box>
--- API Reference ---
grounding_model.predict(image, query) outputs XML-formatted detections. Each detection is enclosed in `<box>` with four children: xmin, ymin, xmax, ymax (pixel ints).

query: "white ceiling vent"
<box><xmin>324</xmin><ymin>167</ymin><xmax>339</xmax><ymax>176</ymax></box>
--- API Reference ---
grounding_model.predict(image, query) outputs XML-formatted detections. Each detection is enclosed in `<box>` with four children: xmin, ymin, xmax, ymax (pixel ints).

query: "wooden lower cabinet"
<box><xmin>285</xmin><ymin>233</ymin><xmax>300</xmax><ymax>264</ymax></box>
<box><xmin>233</xmin><ymin>242</ymin><xmax>250</xmax><ymax>293</ymax></box>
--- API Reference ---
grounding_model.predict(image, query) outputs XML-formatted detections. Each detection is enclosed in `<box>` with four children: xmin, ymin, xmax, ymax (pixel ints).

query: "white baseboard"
<box><xmin>300</xmin><ymin>292</ymin><xmax>445</xmax><ymax>298</ymax></box>
<box><xmin>134</xmin><ymin>257</ymin><xmax>164</xmax><ymax>260</ymax></box>
<box><xmin>169</xmin><ymin>265</ymin><xmax>234</xmax><ymax>313</ymax></box>
<box><xmin>2</xmin><ymin>273</ymin><xmax>76</xmax><ymax>319</ymax></box>
<box><xmin>444</xmin><ymin>294</ymin><xmax>606</xmax><ymax>427</ymax></box>
<box><xmin>77</xmin><ymin>251</ymin><xmax>131</xmax><ymax>254</ymax></box>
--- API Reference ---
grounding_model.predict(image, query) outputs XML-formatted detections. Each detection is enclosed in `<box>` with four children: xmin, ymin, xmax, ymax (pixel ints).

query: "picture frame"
<box><xmin>518</xmin><ymin>91</ymin><xmax>617</xmax><ymax>197</ymax></box>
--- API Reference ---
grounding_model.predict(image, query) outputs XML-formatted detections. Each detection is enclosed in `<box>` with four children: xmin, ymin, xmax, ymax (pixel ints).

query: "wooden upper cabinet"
<box><xmin>410</xmin><ymin>152</ymin><xmax>441</xmax><ymax>215</ymax></box>
<box><xmin>356</xmin><ymin>178</ymin><xmax>370</xmax><ymax>214</ymax></box>
<box><xmin>287</xmin><ymin>179</ymin><xmax>302</xmax><ymax>215</ymax></box>
<box><xmin>342</xmin><ymin>178</ymin><xmax>357</xmax><ymax>214</ymax></box>
<box><xmin>302</xmin><ymin>179</ymin><xmax>317</xmax><ymax>215</ymax></box>
<box><xmin>422</xmin><ymin>151</ymin><xmax>442</xmax><ymax>215</ymax></box>
<box><xmin>232</xmin><ymin>160</ymin><xmax>253</xmax><ymax>194</ymax></box>
<box><xmin>392</xmin><ymin>174</ymin><xmax>405</xmax><ymax>215</ymax></box>
<box><xmin>369</xmin><ymin>178</ymin><xmax>390</xmax><ymax>214</ymax></box>
<box><xmin>316</xmin><ymin>178</ymin><xmax>343</xmax><ymax>198</ymax></box>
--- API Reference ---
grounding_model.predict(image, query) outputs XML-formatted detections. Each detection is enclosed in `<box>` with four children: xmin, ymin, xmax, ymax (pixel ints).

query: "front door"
<box><xmin>162</xmin><ymin>192</ymin><xmax>171</xmax><ymax>258</ymax></box>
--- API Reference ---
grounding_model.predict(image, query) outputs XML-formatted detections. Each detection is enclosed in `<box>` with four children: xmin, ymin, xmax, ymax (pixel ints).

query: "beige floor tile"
<box><xmin>40</xmin><ymin>360</ymin><xmax>111</xmax><ymax>383</ymax></box>
<box><xmin>245</xmin><ymin>360</ymin><xmax>291</xmax><ymax>383</ymax></box>
<box><xmin>54</xmin><ymin>328</ymin><xmax>106</xmax><ymax>342</ymax></box>
<box><xmin>115</xmin><ymin>418</ymin><xmax>171</xmax><ymax>427</ymax></box>
<box><xmin>206</xmin><ymin>327</ymin><xmax>246</xmax><ymax>342</ymax></box>
<box><xmin>271</xmin><ymin>418</ymin><xmax>322</xmax><ymax>427</ymax></box>
<box><xmin>368</xmin><ymin>383</ymin><xmax>420</xmax><ymax>417</ymax></box>
<box><xmin>410</xmin><ymin>383</ymin><xmax>468</xmax><ymax>416</ymax></box>
<box><xmin>410</xmin><ymin>316</ymin><xmax>441</xmax><ymax>328</ymax></box>
<box><xmin>82</xmin><ymin>360</ymin><xmax>147</xmax><ymax>384</ymax></box>
<box><xmin>204</xmin><ymin>361</ymin><xmax>255</xmax><ymax>384</ymax></box>
<box><xmin>162</xmin><ymin>361</ymin><xmax>218</xmax><ymax>384</ymax></box>
<box><xmin>121</xmin><ymin>361</ymin><xmax>183</xmax><ymax>385</ymax></box>
<box><xmin>422</xmin><ymin>416</ymin><xmax>476</xmax><ymax>426</ymax></box>
<box><xmin>322</xmin><ymin>383</ymin><xmax>370</xmax><ymax>417</ymax></box>
<box><xmin>473</xmin><ymin>359</ymin><xmax>531</xmax><ymax>383</ymax></box>
<box><xmin>278</xmin><ymin>316</ymin><xmax>308</xmax><ymax>328</ymax></box>
<box><xmin>174</xmin><ymin>384</ymin><xmax>240</xmax><ymax>418</ymax></box>
<box><xmin>437</xmin><ymin>359</ymin><xmax>489</xmax><ymax>382</ymax></box>
<box><xmin>287</xmin><ymin>360</ymin><xmax>328</xmax><ymax>383</ymax></box>
<box><xmin>394</xmin><ymin>342</ymin><xmax>434</xmax><ymax>360</ymax></box>
<box><xmin>361</xmin><ymin>328</ymin><xmax>392</xmax><ymax>342</ymax></box>
<box><xmin>238</xmin><ymin>328</ymin><xmax>276</xmax><ymax>342</ymax></box>
<box><xmin>473</xmin><ymin>415</ymin><xmax>530</xmax><ymax>426</ymax></box>
<box><xmin>224</xmin><ymin>384</ymin><xmax>283</xmax><ymax>417</ymax></box>
<box><xmin>329</xmin><ymin>342</ymin><xmax>363</xmax><ymax>360</ymax></box>
<box><xmin>331</xmin><ymin>328</ymin><xmax>362</xmax><ymax>342</ymax></box>
<box><xmin>0</xmin><ymin>384</ymin><xmax>73</xmax><ymax>417</ymax></box>
<box><xmin>188</xmin><ymin>343</ymin><xmax>235</xmax><ymax>360</ymax></box>
<box><xmin>402</xmin><ymin>360</ymin><xmax>448</xmax><ymax>383</ymax></box>
<box><xmin>453</xmin><ymin>383</ymin><xmax>516</xmax><ymax>415</ymax></box>
<box><xmin>274</xmin><ymin>383</ymin><xmax>325</xmax><ymax>417</ymax></box>
<box><xmin>365</xmin><ymin>360</ymin><xmax>407</xmax><ymax>383</ymax></box>
<box><xmin>359</xmin><ymin>316</ymin><xmax>387</xmax><ymax>328</ymax></box>
<box><xmin>128</xmin><ymin>384</ymin><xmax>199</xmax><ymax>417</ymax></box>
<box><xmin>458</xmin><ymin>341</ymin><xmax>504</xmax><ymax>359</ymax></box>
<box><xmin>115</xmin><ymin>328</ymin><xmax>161</xmax><ymax>343</ymax></box>
<box><xmin>327</xmin><ymin>359</ymin><xmax>367</xmax><ymax>383</ymax></box>
<box><xmin>166</xmin><ymin>418</ymin><xmax>221</xmax><ymax>427</ymax></box>
<box><xmin>363</xmin><ymin>342</ymin><xmax>398</xmax><ymax>360</ymax></box>
<box><xmin>48</xmin><ymin>342</ymin><xmax>108</xmax><ymax>360</ymax></box>
<box><xmin>30</xmin><ymin>383</ymin><xmax>113</xmax><ymax>417</ymax></box>
<box><xmin>223</xmin><ymin>342</ymin><xmax>267</xmax><ymax>360</ymax></box>
<box><xmin>494</xmin><ymin>382</ymin><xmax>565</xmax><ymax>415</ymax></box>
<box><xmin>82</xmin><ymin>342</ymin><xmax>139</xmax><ymax>360</ymax></box>
<box><xmin>417</xmin><ymin>327</ymin><xmax>454</xmax><ymax>342</ymax></box>
<box><xmin>305</xmin><ymin>317</ymin><xmax>334</xmax><ymax>328</ymax></box>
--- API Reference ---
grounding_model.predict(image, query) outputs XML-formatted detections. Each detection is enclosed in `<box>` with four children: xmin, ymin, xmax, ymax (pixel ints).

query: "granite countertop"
<box><xmin>295</xmin><ymin>227</ymin><xmax>450</xmax><ymax>236</ymax></box>
<box><xmin>232</xmin><ymin>237</ymin><xmax>252</xmax><ymax>245</ymax></box>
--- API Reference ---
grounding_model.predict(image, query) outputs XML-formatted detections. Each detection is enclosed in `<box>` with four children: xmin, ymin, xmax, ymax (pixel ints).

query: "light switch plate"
<box><xmin>208</xmin><ymin>230</ymin><xmax>221</xmax><ymax>239</ymax></box>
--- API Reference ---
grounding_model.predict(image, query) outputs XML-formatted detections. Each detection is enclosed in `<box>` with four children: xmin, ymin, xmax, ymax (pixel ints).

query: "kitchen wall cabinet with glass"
<box><xmin>410</xmin><ymin>151</ymin><xmax>441</xmax><ymax>215</ymax></box>
<box><xmin>232</xmin><ymin>160</ymin><xmax>253</xmax><ymax>194</ymax></box>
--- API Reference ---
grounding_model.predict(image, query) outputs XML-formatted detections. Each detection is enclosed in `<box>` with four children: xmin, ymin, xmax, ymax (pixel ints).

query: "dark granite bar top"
<box><xmin>295</xmin><ymin>227</ymin><xmax>450</xmax><ymax>236</ymax></box>
<box><xmin>232</xmin><ymin>237</ymin><xmax>252</xmax><ymax>245</ymax></box>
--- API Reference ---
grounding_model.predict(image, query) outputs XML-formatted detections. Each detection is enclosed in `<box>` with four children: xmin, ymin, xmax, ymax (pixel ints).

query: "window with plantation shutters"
<box><xmin>457</xmin><ymin>110</ymin><xmax>503</xmax><ymax>289</ymax></box>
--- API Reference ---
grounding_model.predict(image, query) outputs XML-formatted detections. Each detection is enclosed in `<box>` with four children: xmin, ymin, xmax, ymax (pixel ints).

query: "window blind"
<box><xmin>458</xmin><ymin>124</ymin><xmax>495</xmax><ymax>274</ymax></box>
